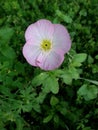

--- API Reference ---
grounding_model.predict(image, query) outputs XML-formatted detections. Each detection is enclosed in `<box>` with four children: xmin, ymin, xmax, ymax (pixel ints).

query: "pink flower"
<box><xmin>22</xmin><ymin>19</ymin><xmax>71</xmax><ymax>70</ymax></box>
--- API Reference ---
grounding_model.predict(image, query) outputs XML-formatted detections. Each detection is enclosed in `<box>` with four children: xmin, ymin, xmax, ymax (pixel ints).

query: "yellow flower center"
<box><xmin>41</xmin><ymin>39</ymin><xmax>52</xmax><ymax>51</ymax></box>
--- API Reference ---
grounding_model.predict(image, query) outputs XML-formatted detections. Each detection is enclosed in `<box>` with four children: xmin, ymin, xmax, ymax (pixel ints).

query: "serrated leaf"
<box><xmin>43</xmin><ymin>75</ymin><xmax>59</xmax><ymax>94</ymax></box>
<box><xmin>32</xmin><ymin>72</ymin><xmax>48</xmax><ymax>86</ymax></box>
<box><xmin>69</xmin><ymin>67</ymin><xmax>80</xmax><ymax>80</ymax></box>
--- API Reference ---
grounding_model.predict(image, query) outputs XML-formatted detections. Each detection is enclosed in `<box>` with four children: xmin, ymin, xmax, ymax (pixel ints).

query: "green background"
<box><xmin>0</xmin><ymin>0</ymin><xmax>98</xmax><ymax>130</ymax></box>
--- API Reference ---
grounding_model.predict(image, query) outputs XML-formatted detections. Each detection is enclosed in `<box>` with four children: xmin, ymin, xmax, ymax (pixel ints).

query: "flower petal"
<box><xmin>36</xmin><ymin>19</ymin><xmax>54</xmax><ymax>40</ymax></box>
<box><xmin>37</xmin><ymin>51</ymin><xmax>64</xmax><ymax>70</ymax></box>
<box><xmin>53</xmin><ymin>24</ymin><xmax>71</xmax><ymax>54</ymax></box>
<box><xmin>25</xmin><ymin>23</ymin><xmax>42</xmax><ymax>42</ymax></box>
<box><xmin>25</xmin><ymin>19</ymin><xmax>54</xmax><ymax>42</ymax></box>
<box><xmin>22</xmin><ymin>42</ymin><xmax>41</xmax><ymax>66</ymax></box>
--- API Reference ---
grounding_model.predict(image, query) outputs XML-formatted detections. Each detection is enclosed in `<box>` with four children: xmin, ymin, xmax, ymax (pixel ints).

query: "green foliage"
<box><xmin>43</xmin><ymin>114</ymin><xmax>53</xmax><ymax>123</ymax></box>
<box><xmin>0</xmin><ymin>46</ymin><xmax>16</xmax><ymax>59</ymax></box>
<box><xmin>50</xmin><ymin>96</ymin><xmax>59</xmax><ymax>106</ymax></box>
<box><xmin>0</xmin><ymin>27</ymin><xmax>14</xmax><ymax>43</ymax></box>
<box><xmin>70</xmin><ymin>53</ymin><xmax>87</xmax><ymax>67</ymax></box>
<box><xmin>77</xmin><ymin>84</ymin><xmax>98</xmax><ymax>101</ymax></box>
<box><xmin>32</xmin><ymin>72</ymin><xmax>59</xmax><ymax>94</ymax></box>
<box><xmin>0</xmin><ymin>0</ymin><xmax>98</xmax><ymax>130</ymax></box>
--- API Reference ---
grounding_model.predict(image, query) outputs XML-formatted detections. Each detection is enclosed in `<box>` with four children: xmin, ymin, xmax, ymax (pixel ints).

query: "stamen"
<box><xmin>41</xmin><ymin>39</ymin><xmax>52</xmax><ymax>51</ymax></box>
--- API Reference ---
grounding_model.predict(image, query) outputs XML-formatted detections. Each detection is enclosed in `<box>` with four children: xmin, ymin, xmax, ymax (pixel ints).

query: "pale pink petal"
<box><xmin>25</xmin><ymin>19</ymin><xmax>54</xmax><ymax>42</ymax></box>
<box><xmin>22</xmin><ymin>42</ymin><xmax>41</xmax><ymax>66</ymax></box>
<box><xmin>25</xmin><ymin>23</ymin><xmax>42</xmax><ymax>42</ymax></box>
<box><xmin>36</xmin><ymin>19</ymin><xmax>54</xmax><ymax>39</ymax></box>
<box><xmin>36</xmin><ymin>51</ymin><xmax>64</xmax><ymax>70</ymax></box>
<box><xmin>52</xmin><ymin>48</ymin><xmax>65</xmax><ymax>56</ymax></box>
<box><xmin>35</xmin><ymin>52</ymin><xmax>48</xmax><ymax>67</ymax></box>
<box><xmin>53</xmin><ymin>24</ymin><xmax>71</xmax><ymax>54</ymax></box>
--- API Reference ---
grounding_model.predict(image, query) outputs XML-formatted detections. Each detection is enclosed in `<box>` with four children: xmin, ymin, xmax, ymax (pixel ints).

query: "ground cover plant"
<box><xmin>0</xmin><ymin>0</ymin><xmax>98</xmax><ymax>130</ymax></box>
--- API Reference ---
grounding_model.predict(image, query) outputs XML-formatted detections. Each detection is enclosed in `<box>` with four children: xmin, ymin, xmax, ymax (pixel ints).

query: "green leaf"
<box><xmin>71</xmin><ymin>53</ymin><xmax>87</xmax><ymax>67</ymax></box>
<box><xmin>79</xmin><ymin>9</ymin><xmax>87</xmax><ymax>16</ymax></box>
<box><xmin>53</xmin><ymin>115</ymin><xmax>59</xmax><ymax>124</ymax></box>
<box><xmin>74</xmin><ymin>53</ymin><xmax>87</xmax><ymax>62</ymax></box>
<box><xmin>43</xmin><ymin>75</ymin><xmax>59</xmax><ymax>94</ymax></box>
<box><xmin>69</xmin><ymin>67</ymin><xmax>80</xmax><ymax>80</ymax></box>
<box><xmin>57</xmin><ymin>102</ymin><xmax>68</xmax><ymax>116</ymax></box>
<box><xmin>0</xmin><ymin>27</ymin><xmax>14</xmax><ymax>43</ymax></box>
<box><xmin>61</xmin><ymin>71</ymin><xmax>72</xmax><ymax>85</ymax></box>
<box><xmin>43</xmin><ymin>114</ymin><xmax>53</xmax><ymax>123</ymax></box>
<box><xmin>32</xmin><ymin>72</ymin><xmax>48</xmax><ymax>86</ymax></box>
<box><xmin>50</xmin><ymin>77</ymin><xmax>59</xmax><ymax>94</ymax></box>
<box><xmin>52</xmin><ymin>69</ymin><xmax>63</xmax><ymax>77</ymax></box>
<box><xmin>32</xmin><ymin>103</ymin><xmax>41</xmax><ymax>113</ymax></box>
<box><xmin>50</xmin><ymin>96</ymin><xmax>59</xmax><ymax>106</ymax></box>
<box><xmin>32</xmin><ymin>72</ymin><xmax>59</xmax><ymax>94</ymax></box>
<box><xmin>63</xmin><ymin>15</ymin><xmax>72</xmax><ymax>23</ymax></box>
<box><xmin>42</xmin><ymin>77</ymin><xmax>51</xmax><ymax>93</ymax></box>
<box><xmin>0</xmin><ymin>46</ymin><xmax>16</xmax><ymax>59</ymax></box>
<box><xmin>92</xmin><ymin>65</ymin><xmax>98</xmax><ymax>73</ymax></box>
<box><xmin>60</xmin><ymin>68</ymin><xmax>80</xmax><ymax>85</ymax></box>
<box><xmin>36</xmin><ymin>92</ymin><xmax>47</xmax><ymax>104</ymax></box>
<box><xmin>87</xmin><ymin>55</ymin><xmax>94</xmax><ymax>64</ymax></box>
<box><xmin>56</xmin><ymin>10</ymin><xmax>72</xmax><ymax>23</ymax></box>
<box><xmin>77</xmin><ymin>84</ymin><xmax>98</xmax><ymax>101</ymax></box>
